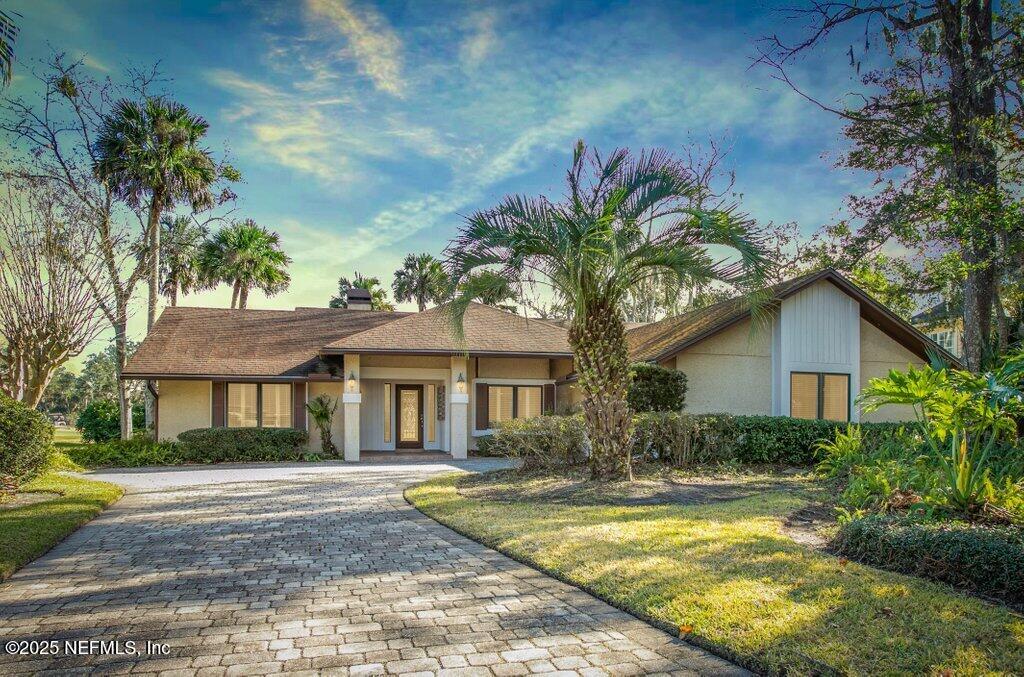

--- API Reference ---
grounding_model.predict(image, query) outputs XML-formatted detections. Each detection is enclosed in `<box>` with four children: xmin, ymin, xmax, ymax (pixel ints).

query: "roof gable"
<box><xmin>626</xmin><ymin>269</ymin><xmax>959</xmax><ymax>365</ymax></box>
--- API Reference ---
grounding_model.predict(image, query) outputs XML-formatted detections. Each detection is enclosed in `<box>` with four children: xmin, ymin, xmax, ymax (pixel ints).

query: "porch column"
<box><xmin>449</xmin><ymin>356</ymin><xmax>469</xmax><ymax>460</ymax></box>
<box><xmin>343</xmin><ymin>354</ymin><xmax>361</xmax><ymax>462</ymax></box>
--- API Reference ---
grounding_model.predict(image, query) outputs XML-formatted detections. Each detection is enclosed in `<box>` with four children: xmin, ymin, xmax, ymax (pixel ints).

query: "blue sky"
<box><xmin>7</xmin><ymin>0</ymin><xmax>873</xmax><ymax>356</ymax></box>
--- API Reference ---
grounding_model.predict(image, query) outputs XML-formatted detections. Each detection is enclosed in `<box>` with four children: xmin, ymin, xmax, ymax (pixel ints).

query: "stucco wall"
<box><xmin>157</xmin><ymin>380</ymin><xmax>211</xmax><ymax>442</ymax></box>
<box><xmin>674</xmin><ymin>318</ymin><xmax>772</xmax><ymax>415</ymax></box>
<box><xmin>308</xmin><ymin>381</ymin><xmax>344</xmax><ymax>453</ymax></box>
<box><xmin>859</xmin><ymin>319</ymin><xmax>924</xmax><ymax>422</ymax></box>
<box><xmin>476</xmin><ymin>356</ymin><xmax>551</xmax><ymax>379</ymax></box>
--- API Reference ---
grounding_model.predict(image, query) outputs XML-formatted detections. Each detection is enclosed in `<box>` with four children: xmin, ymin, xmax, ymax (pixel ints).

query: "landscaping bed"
<box><xmin>0</xmin><ymin>471</ymin><xmax>122</xmax><ymax>581</ymax></box>
<box><xmin>409</xmin><ymin>470</ymin><xmax>1024</xmax><ymax>676</ymax></box>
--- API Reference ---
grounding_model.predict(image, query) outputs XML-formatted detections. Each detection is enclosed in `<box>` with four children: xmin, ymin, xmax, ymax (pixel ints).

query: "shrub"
<box><xmin>627</xmin><ymin>363</ymin><xmax>687</xmax><ymax>412</ymax></box>
<box><xmin>177</xmin><ymin>427</ymin><xmax>309</xmax><ymax>463</ymax></box>
<box><xmin>75</xmin><ymin>400</ymin><xmax>147</xmax><ymax>443</ymax></box>
<box><xmin>632</xmin><ymin>412</ymin><xmax>736</xmax><ymax>466</ymax></box>
<box><xmin>0</xmin><ymin>393</ymin><xmax>54</xmax><ymax>485</ymax></box>
<box><xmin>305</xmin><ymin>394</ymin><xmax>338</xmax><ymax>457</ymax></box>
<box><xmin>67</xmin><ymin>436</ymin><xmax>184</xmax><ymax>468</ymax></box>
<box><xmin>75</xmin><ymin>399</ymin><xmax>120</xmax><ymax>443</ymax></box>
<box><xmin>487</xmin><ymin>416</ymin><xmax>587</xmax><ymax>470</ymax></box>
<box><xmin>832</xmin><ymin>514</ymin><xmax>1024</xmax><ymax>604</ymax></box>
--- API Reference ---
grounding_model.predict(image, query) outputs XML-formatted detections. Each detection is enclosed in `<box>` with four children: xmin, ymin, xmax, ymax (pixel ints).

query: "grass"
<box><xmin>407</xmin><ymin>471</ymin><xmax>1024</xmax><ymax>676</ymax></box>
<box><xmin>0</xmin><ymin>471</ymin><xmax>122</xmax><ymax>582</ymax></box>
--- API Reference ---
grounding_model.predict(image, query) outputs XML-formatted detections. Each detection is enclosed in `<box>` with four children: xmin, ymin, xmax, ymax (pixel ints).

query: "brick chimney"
<box><xmin>346</xmin><ymin>288</ymin><xmax>372</xmax><ymax>310</ymax></box>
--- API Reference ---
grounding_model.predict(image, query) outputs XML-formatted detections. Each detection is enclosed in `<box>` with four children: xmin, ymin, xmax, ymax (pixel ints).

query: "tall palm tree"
<box><xmin>200</xmin><ymin>219</ymin><xmax>291</xmax><ymax>309</ymax></box>
<box><xmin>331</xmin><ymin>272</ymin><xmax>395</xmax><ymax>311</ymax></box>
<box><xmin>160</xmin><ymin>215</ymin><xmax>208</xmax><ymax>306</ymax></box>
<box><xmin>459</xmin><ymin>270</ymin><xmax>517</xmax><ymax>313</ymax></box>
<box><xmin>0</xmin><ymin>9</ymin><xmax>19</xmax><ymax>87</ymax></box>
<box><xmin>94</xmin><ymin>97</ymin><xmax>217</xmax><ymax>331</ymax></box>
<box><xmin>392</xmin><ymin>253</ymin><xmax>448</xmax><ymax>311</ymax></box>
<box><xmin>446</xmin><ymin>141</ymin><xmax>768</xmax><ymax>480</ymax></box>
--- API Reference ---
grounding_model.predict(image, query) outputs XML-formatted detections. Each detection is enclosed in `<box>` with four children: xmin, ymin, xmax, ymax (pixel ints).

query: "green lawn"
<box><xmin>0</xmin><ymin>471</ymin><xmax>122</xmax><ymax>581</ymax></box>
<box><xmin>407</xmin><ymin>472</ymin><xmax>1024</xmax><ymax>676</ymax></box>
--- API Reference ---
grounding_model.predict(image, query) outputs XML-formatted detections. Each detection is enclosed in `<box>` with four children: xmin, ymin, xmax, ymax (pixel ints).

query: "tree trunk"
<box><xmin>169</xmin><ymin>280</ymin><xmax>178</xmax><ymax>307</ymax></box>
<box><xmin>114</xmin><ymin>312</ymin><xmax>133</xmax><ymax>441</ymax></box>
<box><xmin>239</xmin><ymin>285</ymin><xmax>249</xmax><ymax>310</ymax></box>
<box><xmin>569</xmin><ymin>298</ymin><xmax>633</xmax><ymax>481</ymax></box>
<box><xmin>230</xmin><ymin>280</ymin><xmax>240</xmax><ymax>309</ymax></box>
<box><xmin>939</xmin><ymin>0</ymin><xmax>998</xmax><ymax>371</ymax></box>
<box><xmin>145</xmin><ymin>194</ymin><xmax>164</xmax><ymax>431</ymax></box>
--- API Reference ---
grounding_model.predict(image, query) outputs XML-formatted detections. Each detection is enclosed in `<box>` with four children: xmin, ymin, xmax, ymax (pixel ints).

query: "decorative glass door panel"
<box><xmin>396</xmin><ymin>385</ymin><xmax>423</xmax><ymax>448</ymax></box>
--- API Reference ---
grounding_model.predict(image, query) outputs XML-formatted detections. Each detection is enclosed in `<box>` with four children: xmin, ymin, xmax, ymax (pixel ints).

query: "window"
<box><xmin>928</xmin><ymin>331</ymin><xmax>956</xmax><ymax>354</ymax></box>
<box><xmin>383</xmin><ymin>383</ymin><xmax>392</xmax><ymax>443</ymax></box>
<box><xmin>261</xmin><ymin>384</ymin><xmax>292</xmax><ymax>428</ymax></box>
<box><xmin>790</xmin><ymin>372</ymin><xmax>849</xmax><ymax>422</ymax></box>
<box><xmin>227</xmin><ymin>383</ymin><xmax>291</xmax><ymax>428</ymax></box>
<box><xmin>487</xmin><ymin>385</ymin><xmax>543</xmax><ymax>427</ymax></box>
<box><xmin>426</xmin><ymin>384</ymin><xmax>436</xmax><ymax>443</ymax></box>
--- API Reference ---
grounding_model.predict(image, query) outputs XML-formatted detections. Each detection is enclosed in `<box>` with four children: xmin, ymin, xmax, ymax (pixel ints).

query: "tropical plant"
<box><xmin>330</xmin><ymin>272</ymin><xmax>394</xmax><ymax>311</ymax></box>
<box><xmin>392</xmin><ymin>253</ymin><xmax>448</xmax><ymax>311</ymax></box>
<box><xmin>200</xmin><ymin>219</ymin><xmax>291</xmax><ymax>309</ymax></box>
<box><xmin>446</xmin><ymin>141</ymin><xmax>768</xmax><ymax>480</ymax></box>
<box><xmin>859</xmin><ymin>353</ymin><xmax>1024</xmax><ymax>516</ymax></box>
<box><xmin>94</xmin><ymin>97</ymin><xmax>220</xmax><ymax>331</ymax></box>
<box><xmin>305</xmin><ymin>394</ymin><xmax>338</xmax><ymax>456</ymax></box>
<box><xmin>458</xmin><ymin>270</ymin><xmax>517</xmax><ymax>313</ymax></box>
<box><xmin>0</xmin><ymin>9</ymin><xmax>18</xmax><ymax>87</ymax></box>
<box><xmin>159</xmin><ymin>215</ymin><xmax>209</xmax><ymax>306</ymax></box>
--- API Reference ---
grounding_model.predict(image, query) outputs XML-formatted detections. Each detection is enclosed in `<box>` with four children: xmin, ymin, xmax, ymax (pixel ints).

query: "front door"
<box><xmin>395</xmin><ymin>385</ymin><xmax>424</xmax><ymax>448</ymax></box>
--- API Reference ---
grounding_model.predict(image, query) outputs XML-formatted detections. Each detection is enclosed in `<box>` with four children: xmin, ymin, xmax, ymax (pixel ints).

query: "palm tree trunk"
<box><xmin>569</xmin><ymin>298</ymin><xmax>633</xmax><ymax>481</ymax></box>
<box><xmin>238</xmin><ymin>284</ymin><xmax>249</xmax><ymax>310</ymax></box>
<box><xmin>169</xmin><ymin>279</ymin><xmax>178</xmax><ymax>307</ymax></box>
<box><xmin>114</xmin><ymin>313</ymin><xmax>133</xmax><ymax>441</ymax></box>
<box><xmin>145</xmin><ymin>193</ymin><xmax>164</xmax><ymax>432</ymax></box>
<box><xmin>230</xmin><ymin>280</ymin><xmax>240</xmax><ymax>309</ymax></box>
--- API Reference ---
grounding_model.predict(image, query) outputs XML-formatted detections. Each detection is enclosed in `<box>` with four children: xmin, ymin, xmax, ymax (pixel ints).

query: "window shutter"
<box><xmin>293</xmin><ymin>383</ymin><xmax>307</xmax><ymax>430</ymax></box>
<box><xmin>475</xmin><ymin>383</ymin><xmax>489</xmax><ymax>430</ymax></box>
<box><xmin>542</xmin><ymin>383</ymin><xmax>555</xmax><ymax>414</ymax></box>
<box><xmin>211</xmin><ymin>382</ymin><xmax>226</xmax><ymax>427</ymax></box>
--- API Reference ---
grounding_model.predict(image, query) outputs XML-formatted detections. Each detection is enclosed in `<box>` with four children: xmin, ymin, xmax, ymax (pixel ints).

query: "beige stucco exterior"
<box><xmin>674</xmin><ymin>318</ymin><xmax>773</xmax><ymax>415</ymax></box>
<box><xmin>859</xmin><ymin>319</ymin><xmax>924</xmax><ymax>422</ymax></box>
<box><xmin>156</xmin><ymin>379</ymin><xmax>211</xmax><ymax>442</ymax></box>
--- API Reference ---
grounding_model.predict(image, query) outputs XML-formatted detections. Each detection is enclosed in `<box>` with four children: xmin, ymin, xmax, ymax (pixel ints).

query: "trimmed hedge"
<box><xmin>832</xmin><ymin>515</ymin><xmax>1024</xmax><ymax>605</ymax></box>
<box><xmin>177</xmin><ymin>427</ymin><xmax>309</xmax><ymax>463</ymax></box>
<box><xmin>489</xmin><ymin>412</ymin><xmax>905</xmax><ymax>467</ymax></box>
<box><xmin>627</xmin><ymin>363</ymin><xmax>687</xmax><ymax>412</ymax></box>
<box><xmin>0</xmin><ymin>393</ymin><xmax>54</xmax><ymax>484</ymax></box>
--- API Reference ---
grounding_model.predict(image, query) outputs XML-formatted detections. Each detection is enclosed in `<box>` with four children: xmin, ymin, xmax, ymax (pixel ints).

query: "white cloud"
<box><xmin>305</xmin><ymin>0</ymin><xmax>405</xmax><ymax>96</ymax></box>
<box><xmin>459</xmin><ymin>8</ymin><xmax>499</xmax><ymax>68</ymax></box>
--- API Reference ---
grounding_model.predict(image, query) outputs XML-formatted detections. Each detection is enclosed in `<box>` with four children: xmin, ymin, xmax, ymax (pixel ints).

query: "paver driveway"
<box><xmin>0</xmin><ymin>461</ymin><xmax>746</xmax><ymax>676</ymax></box>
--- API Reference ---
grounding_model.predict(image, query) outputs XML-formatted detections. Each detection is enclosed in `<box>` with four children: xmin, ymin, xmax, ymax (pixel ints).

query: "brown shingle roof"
<box><xmin>124</xmin><ymin>306</ymin><xmax>410</xmax><ymax>379</ymax></box>
<box><xmin>323</xmin><ymin>302</ymin><xmax>572</xmax><ymax>356</ymax></box>
<box><xmin>626</xmin><ymin>268</ymin><xmax>960</xmax><ymax>365</ymax></box>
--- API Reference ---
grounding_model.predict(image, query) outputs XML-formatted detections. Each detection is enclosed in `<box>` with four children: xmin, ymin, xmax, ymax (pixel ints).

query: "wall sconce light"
<box><xmin>456</xmin><ymin>372</ymin><xmax>466</xmax><ymax>393</ymax></box>
<box><xmin>347</xmin><ymin>370</ymin><xmax>357</xmax><ymax>392</ymax></box>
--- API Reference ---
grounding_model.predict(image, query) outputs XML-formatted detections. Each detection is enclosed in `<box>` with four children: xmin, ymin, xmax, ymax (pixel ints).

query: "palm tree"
<box><xmin>331</xmin><ymin>272</ymin><xmax>395</xmax><ymax>311</ymax></box>
<box><xmin>459</xmin><ymin>270</ymin><xmax>517</xmax><ymax>313</ymax></box>
<box><xmin>200</xmin><ymin>219</ymin><xmax>291</xmax><ymax>309</ymax></box>
<box><xmin>1</xmin><ymin>9</ymin><xmax>19</xmax><ymax>87</ymax></box>
<box><xmin>160</xmin><ymin>215</ymin><xmax>208</xmax><ymax>306</ymax></box>
<box><xmin>94</xmin><ymin>97</ymin><xmax>218</xmax><ymax>332</ymax></box>
<box><xmin>446</xmin><ymin>141</ymin><xmax>768</xmax><ymax>480</ymax></box>
<box><xmin>392</xmin><ymin>253</ymin><xmax>448</xmax><ymax>311</ymax></box>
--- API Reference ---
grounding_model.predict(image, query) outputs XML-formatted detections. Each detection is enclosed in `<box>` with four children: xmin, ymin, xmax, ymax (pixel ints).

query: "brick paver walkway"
<box><xmin>0</xmin><ymin>462</ymin><xmax>746</xmax><ymax>676</ymax></box>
